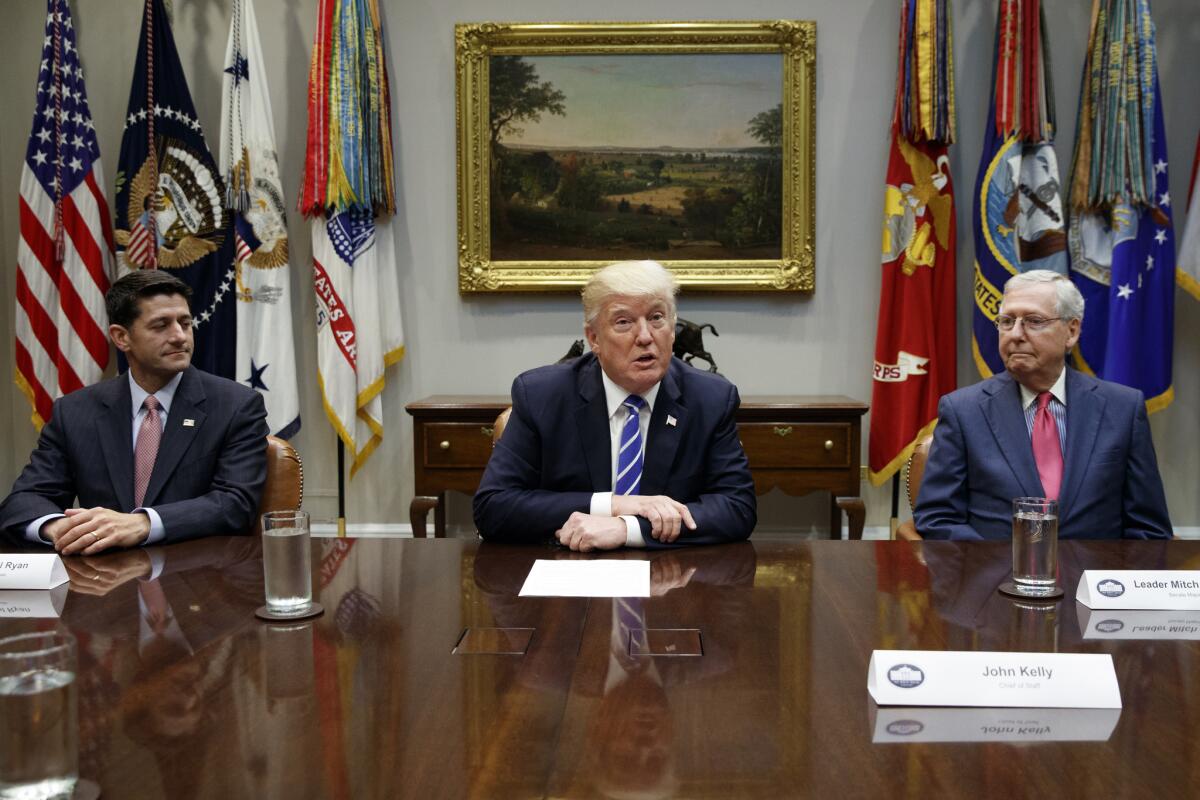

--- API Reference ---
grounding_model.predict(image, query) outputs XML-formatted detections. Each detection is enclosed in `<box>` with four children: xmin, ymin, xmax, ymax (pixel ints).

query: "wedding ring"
<box><xmin>89</xmin><ymin>532</ymin><xmax>98</xmax><ymax>542</ymax></box>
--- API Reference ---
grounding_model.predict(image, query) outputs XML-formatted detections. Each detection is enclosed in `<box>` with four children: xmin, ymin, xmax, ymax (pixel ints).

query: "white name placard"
<box><xmin>0</xmin><ymin>554</ymin><xmax>68</xmax><ymax>590</ymax></box>
<box><xmin>867</xmin><ymin>650</ymin><xmax>1121</xmax><ymax>709</ymax></box>
<box><xmin>1077</xmin><ymin>603</ymin><xmax>1200</xmax><ymax>640</ymax></box>
<box><xmin>1076</xmin><ymin>570</ymin><xmax>1200</xmax><ymax>610</ymax></box>
<box><xmin>871</xmin><ymin>705</ymin><xmax>1120</xmax><ymax>743</ymax></box>
<box><xmin>0</xmin><ymin>585</ymin><xmax>68</xmax><ymax>618</ymax></box>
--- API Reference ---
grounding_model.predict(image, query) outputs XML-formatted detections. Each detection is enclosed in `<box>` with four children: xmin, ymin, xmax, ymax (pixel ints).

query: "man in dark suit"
<box><xmin>0</xmin><ymin>270</ymin><xmax>268</xmax><ymax>553</ymax></box>
<box><xmin>914</xmin><ymin>269</ymin><xmax>1171</xmax><ymax>540</ymax></box>
<box><xmin>474</xmin><ymin>260</ymin><xmax>756</xmax><ymax>550</ymax></box>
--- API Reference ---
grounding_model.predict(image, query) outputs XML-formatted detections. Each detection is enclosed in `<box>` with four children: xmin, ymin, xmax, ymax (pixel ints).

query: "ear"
<box><xmin>1065</xmin><ymin>317</ymin><xmax>1081</xmax><ymax>351</ymax></box>
<box><xmin>584</xmin><ymin>323</ymin><xmax>600</xmax><ymax>352</ymax></box>
<box><xmin>109</xmin><ymin>324</ymin><xmax>132</xmax><ymax>353</ymax></box>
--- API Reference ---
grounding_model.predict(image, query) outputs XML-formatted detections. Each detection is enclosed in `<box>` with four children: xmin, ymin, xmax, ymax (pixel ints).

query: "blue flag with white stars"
<box><xmin>113</xmin><ymin>0</ymin><xmax>236</xmax><ymax>380</ymax></box>
<box><xmin>1069</xmin><ymin>78</ymin><xmax>1175</xmax><ymax>411</ymax></box>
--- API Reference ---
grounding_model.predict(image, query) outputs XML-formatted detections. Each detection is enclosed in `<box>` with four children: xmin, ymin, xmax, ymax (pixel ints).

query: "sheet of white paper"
<box><xmin>519</xmin><ymin>559</ymin><xmax>650</xmax><ymax>597</ymax></box>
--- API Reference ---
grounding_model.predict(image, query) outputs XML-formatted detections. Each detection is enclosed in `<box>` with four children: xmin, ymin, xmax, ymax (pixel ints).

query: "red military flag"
<box><xmin>868</xmin><ymin>0</ymin><xmax>958</xmax><ymax>486</ymax></box>
<box><xmin>15</xmin><ymin>0</ymin><xmax>114</xmax><ymax>429</ymax></box>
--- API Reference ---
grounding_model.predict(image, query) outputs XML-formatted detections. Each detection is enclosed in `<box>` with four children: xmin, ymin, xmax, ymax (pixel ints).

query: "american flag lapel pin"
<box><xmin>183</xmin><ymin>419</ymin><xmax>196</xmax><ymax>427</ymax></box>
<box><xmin>666</xmin><ymin>415</ymin><xmax>677</xmax><ymax>427</ymax></box>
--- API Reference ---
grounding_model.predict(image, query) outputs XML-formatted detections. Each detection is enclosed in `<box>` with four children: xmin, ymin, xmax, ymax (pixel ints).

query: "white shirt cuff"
<box><xmin>622</xmin><ymin>516</ymin><xmax>645</xmax><ymax>548</ymax></box>
<box><xmin>25</xmin><ymin>514</ymin><xmax>65</xmax><ymax>544</ymax></box>
<box><xmin>135</xmin><ymin>508</ymin><xmax>166</xmax><ymax>545</ymax></box>
<box><xmin>590</xmin><ymin>492</ymin><xmax>613</xmax><ymax>516</ymax></box>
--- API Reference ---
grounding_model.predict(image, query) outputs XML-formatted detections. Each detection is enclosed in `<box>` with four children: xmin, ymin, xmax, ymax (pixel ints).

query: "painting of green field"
<box><xmin>488</xmin><ymin>53</ymin><xmax>783</xmax><ymax>261</ymax></box>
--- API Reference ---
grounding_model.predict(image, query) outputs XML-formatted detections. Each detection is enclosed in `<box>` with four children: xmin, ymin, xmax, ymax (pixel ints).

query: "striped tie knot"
<box><xmin>614</xmin><ymin>395</ymin><xmax>646</xmax><ymax>496</ymax></box>
<box><xmin>144</xmin><ymin>395</ymin><xmax>161</xmax><ymax>413</ymax></box>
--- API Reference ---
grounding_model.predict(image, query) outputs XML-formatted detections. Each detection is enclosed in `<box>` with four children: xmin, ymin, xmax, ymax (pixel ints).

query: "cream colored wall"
<box><xmin>1</xmin><ymin>0</ymin><xmax>1198</xmax><ymax>532</ymax></box>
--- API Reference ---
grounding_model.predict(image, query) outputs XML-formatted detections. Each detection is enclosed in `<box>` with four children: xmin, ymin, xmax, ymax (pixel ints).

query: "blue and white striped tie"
<box><xmin>614</xmin><ymin>394</ymin><xmax>646</xmax><ymax>496</ymax></box>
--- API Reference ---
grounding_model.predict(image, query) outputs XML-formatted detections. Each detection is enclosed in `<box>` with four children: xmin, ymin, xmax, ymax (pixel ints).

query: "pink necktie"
<box><xmin>133</xmin><ymin>396</ymin><xmax>162</xmax><ymax>507</ymax></box>
<box><xmin>1031</xmin><ymin>391</ymin><xmax>1063</xmax><ymax>499</ymax></box>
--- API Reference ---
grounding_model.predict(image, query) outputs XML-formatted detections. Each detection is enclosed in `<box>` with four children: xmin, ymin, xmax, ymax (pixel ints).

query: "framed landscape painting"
<box><xmin>455</xmin><ymin>21</ymin><xmax>816</xmax><ymax>292</ymax></box>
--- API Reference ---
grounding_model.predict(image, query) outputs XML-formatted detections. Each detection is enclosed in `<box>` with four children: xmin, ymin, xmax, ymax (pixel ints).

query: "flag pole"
<box><xmin>889</xmin><ymin>473</ymin><xmax>900</xmax><ymax>540</ymax></box>
<box><xmin>336</xmin><ymin>439</ymin><xmax>346</xmax><ymax>537</ymax></box>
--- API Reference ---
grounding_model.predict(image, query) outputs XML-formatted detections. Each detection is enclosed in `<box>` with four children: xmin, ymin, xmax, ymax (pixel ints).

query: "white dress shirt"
<box><xmin>587</xmin><ymin>370</ymin><xmax>661</xmax><ymax>548</ymax></box>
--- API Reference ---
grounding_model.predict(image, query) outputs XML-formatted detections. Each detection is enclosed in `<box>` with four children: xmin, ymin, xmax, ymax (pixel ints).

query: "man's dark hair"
<box><xmin>105</xmin><ymin>270</ymin><xmax>192</xmax><ymax>328</ymax></box>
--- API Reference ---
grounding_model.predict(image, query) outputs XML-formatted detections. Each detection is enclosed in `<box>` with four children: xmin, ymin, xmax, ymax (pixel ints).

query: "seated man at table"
<box><xmin>473</xmin><ymin>260</ymin><xmax>757</xmax><ymax>550</ymax></box>
<box><xmin>914</xmin><ymin>269</ymin><xmax>1172</xmax><ymax>540</ymax></box>
<box><xmin>0</xmin><ymin>270</ymin><xmax>268</xmax><ymax>554</ymax></box>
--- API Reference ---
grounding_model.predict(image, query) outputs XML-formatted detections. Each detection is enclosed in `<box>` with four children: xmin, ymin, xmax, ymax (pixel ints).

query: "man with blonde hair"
<box><xmin>474</xmin><ymin>260</ymin><xmax>756</xmax><ymax>550</ymax></box>
<box><xmin>915</xmin><ymin>269</ymin><xmax>1171</xmax><ymax>539</ymax></box>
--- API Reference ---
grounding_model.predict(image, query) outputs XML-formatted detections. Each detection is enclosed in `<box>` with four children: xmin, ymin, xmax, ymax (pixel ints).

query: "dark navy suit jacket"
<box><xmin>914</xmin><ymin>368</ymin><xmax>1172</xmax><ymax>540</ymax></box>
<box><xmin>0</xmin><ymin>366</ymin><xmax>268</xmax><ymax>544</ymax></box>
<box><xmin>473</xmin><ymin>354</ymin><xmax>757</xmax><ymax>546</ymax></box>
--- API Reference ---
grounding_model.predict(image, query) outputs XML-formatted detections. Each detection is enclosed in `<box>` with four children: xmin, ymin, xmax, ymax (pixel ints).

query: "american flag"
<box><xmin>16</xmin><ymin>0</ymin><xmax>114</xmax><ymax>429</ymax></box>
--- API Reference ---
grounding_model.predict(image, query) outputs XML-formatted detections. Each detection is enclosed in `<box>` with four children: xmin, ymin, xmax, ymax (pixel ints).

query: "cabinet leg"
<box><xmin>836</xmin><ymin>496</ymin><xmax>866</xmax><ymax>540</ymax></box>
<box><xmin>410</xmin><ymin>496</ymin><xmax>439</xmax><ymax>538</ymax></box>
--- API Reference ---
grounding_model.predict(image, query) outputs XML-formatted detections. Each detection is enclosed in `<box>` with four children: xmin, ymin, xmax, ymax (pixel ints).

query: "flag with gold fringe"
<box><xmin>1068</xmin><ymin>0</ymin><xmax>1175</xmax><ymax>413</ymax></box>
<box><xmin>1177</xmin><ymin>131</ymin><xmax>1200</xmax><ymax>299</ymax></box>
<box><xmin>868</xmin><ymin>0</ymin><xmax>958</xmax><ymax>486</ymax></box>
<box><xmin>301</xmin><ymin>0</ymin><xmax>404</xmax><ymax>475</ymax></box>
<box><xmin>972</xmin><ymin>0</ymin><xmax>1068</xmax><ymax>379</ymax></box>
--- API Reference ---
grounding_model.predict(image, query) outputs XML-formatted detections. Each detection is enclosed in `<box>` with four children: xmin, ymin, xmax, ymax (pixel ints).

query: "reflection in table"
<box><xmin>2</xmin><ymin>537</ymin><xmax>1199</xmax><ymax>797</ymax></box>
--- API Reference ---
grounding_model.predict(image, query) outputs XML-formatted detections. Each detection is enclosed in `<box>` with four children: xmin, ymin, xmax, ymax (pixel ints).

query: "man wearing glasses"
<box><xmin>914</xmin><ymin>269</ymin><xmax>1172</xmax><ymax>540</ymax></box>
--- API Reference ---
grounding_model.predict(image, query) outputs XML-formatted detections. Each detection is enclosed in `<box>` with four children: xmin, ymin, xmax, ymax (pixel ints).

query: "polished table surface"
<box><xmin>4</xmin><ymin>536</ymin><xmax>1200</xmax><ymax>798</ymax></box>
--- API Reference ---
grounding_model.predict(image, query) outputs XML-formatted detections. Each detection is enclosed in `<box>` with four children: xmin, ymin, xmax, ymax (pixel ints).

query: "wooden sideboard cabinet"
<box><xmin>406</xmin><ymin>395</ymin><xmax>869</xmax><ymax>540</ymax></box>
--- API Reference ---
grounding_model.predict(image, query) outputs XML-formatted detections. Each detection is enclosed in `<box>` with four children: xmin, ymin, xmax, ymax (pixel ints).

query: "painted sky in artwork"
<box><xmin>498</xmin><ymin>54</ymin><xmax>782</xmax><ymax>150</ymax></box>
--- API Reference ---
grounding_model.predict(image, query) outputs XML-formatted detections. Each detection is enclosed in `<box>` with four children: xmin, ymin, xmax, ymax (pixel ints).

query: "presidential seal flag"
<box><xmin>1177</xmin><ymin>130</ymin><xmax>1200</xmax><ymax>299</ymax></box>
<box><xmin>16</xmin><ymin>0</ymin><xmax>114</xmax><ymax>430</ymax></box>
<box><xmin>114</xmin><ymin>0</ymin><xmax>236</xmax><ymax>380</ymax></box>
<box><xmin>971</xmin><ymin>0</ymin><xmax>1067</xmax><ymax>379</ymax></box>
<box><xmin>221</xmin><ymin>0</ymin><xmax>300</xmax><ymax>439</ymax></box>
<box><xmin>1068</xmin><ymin>0</ymin><xmax>1175</xmax><ymax>412</ymax></box>
<box><xmin>868</xmin><ymin>0</ymin><xmax>957</xmax><ymax>486</ymax></box>
<box><xmin>301</xmin><ymin>0</ymin><xmax>404</xmax><ymax>475</ymax></box>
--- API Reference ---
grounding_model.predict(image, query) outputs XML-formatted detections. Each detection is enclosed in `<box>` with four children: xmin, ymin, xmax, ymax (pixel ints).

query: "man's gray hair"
<box><xmin>582</xmin><ymin>260</ymin><xmax>679</xmax><ymax>326</ymax></box>
<box><xmin>1003</xmin><ymin>269</ymin><xmax>1085</xmax><ymax>321</ymax></box>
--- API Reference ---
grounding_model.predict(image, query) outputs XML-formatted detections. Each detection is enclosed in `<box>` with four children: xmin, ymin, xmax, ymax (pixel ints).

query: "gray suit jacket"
<box><xmin>913</xmin><ymin>368</ymin><xmax>1172</xmax><ymax>540</ymax></box>
<box><xmin>1</xmin><ymin>366</ymin><xmax>268</xmax><ymax>544</ymax></box>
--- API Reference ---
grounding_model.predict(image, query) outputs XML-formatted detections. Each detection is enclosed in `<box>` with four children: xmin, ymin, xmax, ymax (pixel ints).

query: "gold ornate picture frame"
<box><xmin>455</xmin><ymin>21</ymin><xmax>817</xmax><ymax>292</ymax></box>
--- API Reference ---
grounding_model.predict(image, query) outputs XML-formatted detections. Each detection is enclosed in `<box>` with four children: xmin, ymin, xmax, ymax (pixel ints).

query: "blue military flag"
<box><xmin>113</xmin><ymin>0</ymin><xmax>235</xmax><ymax>380</ymax></box>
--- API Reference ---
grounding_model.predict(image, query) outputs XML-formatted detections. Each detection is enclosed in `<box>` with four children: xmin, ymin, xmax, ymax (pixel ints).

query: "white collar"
<box><xmin>128</xmin><ymin>370</ymin><xmax>183</xmax><ymax>419</ymax></box>
<box><xmin>599</xmin><ymin>368</ymin><xmax>661</xmax><ymax>419</ymax></box>
<box><xmin>1018</xmin><ymin>367</ymin><xmax>1067</xmax><ymax>410</ymax></box>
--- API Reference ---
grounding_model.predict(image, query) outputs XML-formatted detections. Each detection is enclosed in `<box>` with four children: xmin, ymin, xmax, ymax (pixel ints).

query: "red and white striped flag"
<box><xmin>16</xmin><ymin>0</ymin><xmax>114</xmax><ymax>429</ymax></box>
<box><xmin>1178</xmin><ymin>131</ymin><xmax>1200</xmax><ymax>300</ymax></box>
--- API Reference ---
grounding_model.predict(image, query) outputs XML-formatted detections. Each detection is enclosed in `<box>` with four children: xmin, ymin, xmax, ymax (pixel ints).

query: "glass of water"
<box><xmin>0</xmin><ymin>631</ymin><xmax>78</xmax><ymax>800</ymax></box>
<box><xmin>261</xmin><ymin>510</ymin><xmax>313</xmax><ymax>616</ymax></box>
<box><xmin>1011</xmin><ymin>497</ymin><xmax>1059</xmax><ymax>596</ymax></box>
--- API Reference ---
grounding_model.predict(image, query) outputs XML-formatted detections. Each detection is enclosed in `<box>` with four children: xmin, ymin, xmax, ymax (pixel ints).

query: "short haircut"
<box><xmin>1003</xmin><ymin>269</ymin><xmax>1085</xmax><ymax>322</ymax></box>
<box><xmin>581</xmin><ymin>260</ymin><xmax>679</xmax><ymax>326</ymax></box>
<box><xmin>106</xmin><ymin>269</ymin><xmax>193</xmax><ymax>328</ymax></box>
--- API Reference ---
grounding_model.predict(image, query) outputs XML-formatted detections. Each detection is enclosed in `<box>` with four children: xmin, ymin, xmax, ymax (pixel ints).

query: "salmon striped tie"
<box><xmin>134</xmin><ymin>396</ymin><xmax>162</xmax><ymax>507</ymax></box>
<box><xmin>1031</xmin><ymin>391</ymin><xmax>1063</xmax><ymax>500</ymax></box>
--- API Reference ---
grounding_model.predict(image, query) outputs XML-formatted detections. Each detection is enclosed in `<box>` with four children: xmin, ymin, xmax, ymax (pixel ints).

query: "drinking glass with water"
<box><xmin>1011</xmin><ymin>497</ymin><xmax>1059</xmax><ymax>597</ymax></box>
<box><xmin>0</xmin><ymin>631</ymin><xmax>77</xmax><ymax>800</ymax></box>
<box><xmin>262</xmin><ymin>510</ymin><xmax>313</xmax><ymax>616</ymax></box>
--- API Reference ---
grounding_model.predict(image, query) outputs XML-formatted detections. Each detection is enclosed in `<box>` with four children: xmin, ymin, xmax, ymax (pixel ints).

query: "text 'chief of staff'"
<box><xmin>1</xmin><ymin>270</ymin><xmax>268</xmax><ymax>554</ymax></box>
<box><xmin>473</xmin><ymin>260</ymin><xmax>757</xmax><ymax>551</ymax></box>
<box><xmin>914</xmin><ymin>269</ymin><xmax>1172</xmax><ymax>540</ymax></box>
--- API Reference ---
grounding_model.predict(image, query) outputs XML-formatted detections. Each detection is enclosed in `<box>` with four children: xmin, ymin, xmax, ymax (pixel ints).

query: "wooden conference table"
<box><xmin>3</xmin><ymin>536</ymin><xmax>1199</xmax><ymax>798</ymax></box>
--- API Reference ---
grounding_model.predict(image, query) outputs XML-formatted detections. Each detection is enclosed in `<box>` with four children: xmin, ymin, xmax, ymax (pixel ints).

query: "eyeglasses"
<box><xmin>994</xmin><ymin>315</ymin><xmax>1064</xmax><ymax>332</ymax></box>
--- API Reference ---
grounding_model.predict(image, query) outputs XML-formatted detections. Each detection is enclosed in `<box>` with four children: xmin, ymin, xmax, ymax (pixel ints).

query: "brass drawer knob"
<box><xmin>440</xmin><ymin>440</ymin><xmax>450</xmax><ymax>450</ymax></box>
<box><xmin>773</xmin><ymin>426</ymin><xmax>793</xmax><ymax>437</ymax></box>
<box><xmin>824</xmin><ymin>440</ymin><xmax>834</xmax><ymax>451</ymax></box>
<box><xmin>481</xmin><ymin>426</ymin><xmax>494</xmax><ymax>437</ymax></box>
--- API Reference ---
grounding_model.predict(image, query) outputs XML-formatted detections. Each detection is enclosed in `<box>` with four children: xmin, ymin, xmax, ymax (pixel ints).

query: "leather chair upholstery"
<box><xmin>895</xmin><ymin>434</ymin><xmax>933</xmax><ymax>542</ymax></box>
<box><xmin>251</xmin><ymin>435</ymin><xmax>304</xmax><ymax>535</ymax></box>
<box><xmin>492</xmin><ymin>407</ymin><xmax>512</xmax><ymax>447</ymax></box>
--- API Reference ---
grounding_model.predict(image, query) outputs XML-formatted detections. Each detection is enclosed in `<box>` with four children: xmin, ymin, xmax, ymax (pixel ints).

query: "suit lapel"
<box><xmin>575</xmin><ymin>358</ymin><xmax>613</xmax><ymax>492</ymax></box>
<box><xmin>981</xmin><ymin>374</ymin><xmax>1041</xmax><ymax>497</ymax></box>
<box><xmin>641</xmin><ymin>363</ymin><xmax>685</xmax><ymax>495</ymax></box>
<box><xmin>96</xmin><ymin>376</ymin><xmax>135</xmax><ymax>511</ymax></box>
<box><xmin>143</xmin><ymin>368</ymin><xmax>208</xmax><ymax>506</ymax></box>
<box><xmin>1058</xmin><ymin>368</ymin><xmax>1104</xmax><ymax>521</ymax></box>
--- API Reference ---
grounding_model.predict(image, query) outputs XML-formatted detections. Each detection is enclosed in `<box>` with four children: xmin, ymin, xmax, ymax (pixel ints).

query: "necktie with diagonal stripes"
<box><xmin>134</xmin><ymin>395</ymin><xmax>162</xmax><ymax>507</ymax></box>
<box><xmin>614</xmin><ymin>394</ymin><xmax>646</xmax><ymax>496</ymax></box>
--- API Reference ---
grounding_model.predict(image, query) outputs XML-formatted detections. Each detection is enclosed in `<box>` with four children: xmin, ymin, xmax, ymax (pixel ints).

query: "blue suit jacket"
<box><xmin>473</xmin><ymin>354</ymin><xmax>757</xmax><ymax>546</ymax></box>
<box><xmin>913</xmin><ymin>368</ymin><xmax>1171</xmax><ymax>540</ymax></box>
<box><xmin>0</xmin><ymin>366</ymin><xmax>268</xmax><ymax>544</ymax></box>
